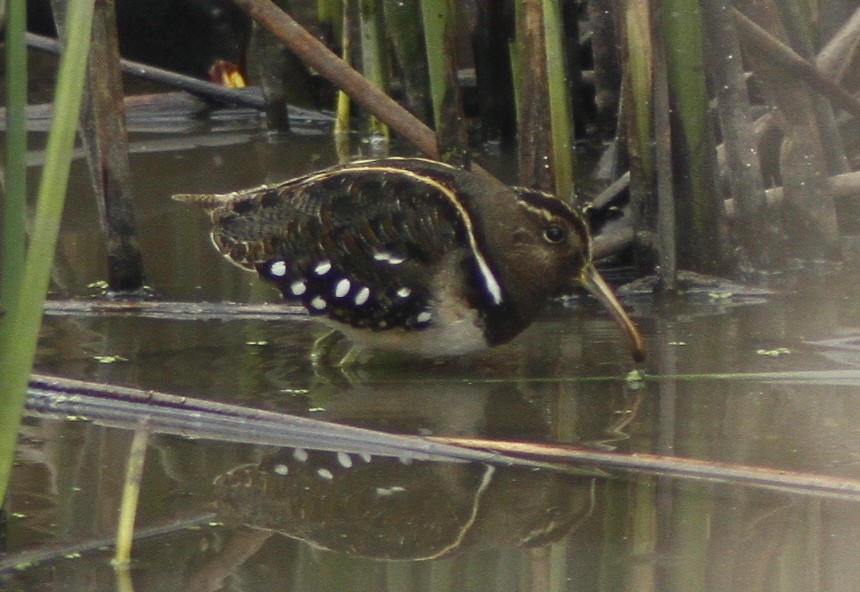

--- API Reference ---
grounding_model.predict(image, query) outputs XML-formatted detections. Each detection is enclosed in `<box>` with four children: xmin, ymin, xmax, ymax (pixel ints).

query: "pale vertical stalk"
<box><xmin>509</xmin><ymin>40</ymin><xmax>521</xmax><ymax>127</ymax></box>
<box><xmin>652</xmin><ymin>0</ymin><xmax>676</xmax><ymax>287</ymax></box>
<box><xmin>598</xmin><ymin>482</ymin><xmax>633</xmax><ymax>590</ymax></box>
<box><xmin>0</xmin><ymin>0</ymin><xmax>95</xmax><ymax>504</ymax></box>
<box><xmin>624</xmin><ymin>0</ymin><xmax>653</xmax><ymax>176</ymax></box>
<box><xmin>114</xmin><ymin>565</ymin><xmax>134</xmax><ymax>592</ymax></box>
<box><xmin>514</xmin><ymin>0</ymin><xmax>554</xmax><ymax>190</ymax></box>
<box><xmin>112</xmin><ymin>420</ymin><xmax>151</xmax><ymax>565</ymax></box>
<box><xmin>548</xmin><ymin>543</ymin><xmax>568</xmax><ymax>592</ymax></box>
<box><xmin>620</xmin><ymin>0</ymin><xmax>656</xmax><ymax>274</ymax></box>
<box><xmin>335</xmin><ymin>1</ymin><xmax>352</xmax><ymax>161</ymax></box>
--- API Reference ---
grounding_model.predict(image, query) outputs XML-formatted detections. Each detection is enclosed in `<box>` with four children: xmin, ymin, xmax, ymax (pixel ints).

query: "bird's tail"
<box><xmin>171</xmin><ymin>192</ymin><xmax>238</xmax><ymax>209</ymax></box>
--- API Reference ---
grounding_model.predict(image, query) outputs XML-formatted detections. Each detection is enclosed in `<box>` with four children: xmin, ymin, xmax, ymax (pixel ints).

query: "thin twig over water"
<box><xmin>25</xmin><ymin>374</ymin><xmax>860</xmax><ymax>502</ymax></box>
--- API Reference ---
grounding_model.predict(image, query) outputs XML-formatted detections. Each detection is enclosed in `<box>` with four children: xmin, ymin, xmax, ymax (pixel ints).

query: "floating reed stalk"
<box><xmin>0</xmin><ymin>0</ymin><xmax>95</xmax><ymax>505</ymax></box>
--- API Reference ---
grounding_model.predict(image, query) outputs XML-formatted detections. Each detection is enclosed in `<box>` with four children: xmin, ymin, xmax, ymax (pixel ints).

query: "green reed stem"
<box><xmin>542</xmin><ymin>0</ymin><xmax>575</xmax><ymax>199</ymax></box>
<box><xmin>334</xmin><ymin>0</ymin><xmax>352</xmax><ymax>157</ymax></box>
<box><xmin>420</xmin><ymin>0</ymin><xmax>447</xmax><ymax>132</ymax></box>
<box><xmin>662</xmin><ymin>0</ymin><xmax>723</xmax><ymax>271</ymax></box>
<box><xmin>317</xmin><ymin>0</ymin><xmax>342</xmax><ymax>27</ymax></box>
<box><xmin>383</xmin><ymin>0</ymin><xmax>431</xmax><ymax>124</ymax></box>
<box><xmin>1</xmin><ymin>0</ymin><xmax>27</xmax><ymax>326</ymax></box>
<box><xmin>623</xmin><ymin>0</ymin><xmax>653</xmax><ymax>176</ymax></box>
<box><xmin>0</xmin><ymin>0</ymin><xmax>95</xmax><ymax>505</ymax></box>
<box><xmin>420</xmin><ymin>0</ymin><xmax>467</xmax><ymax>164</ymax></box>
<box><xmin>359</xmin><ymin>0</ymin><xmax>389</xmax><ymax>140</ymax></box>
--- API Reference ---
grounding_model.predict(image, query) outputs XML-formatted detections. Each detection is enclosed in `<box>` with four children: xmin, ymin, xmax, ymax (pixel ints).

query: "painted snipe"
<box><xmin>175</xmin><ymin>158</ymin><xmax>645</xmax><ymax>360</ymax></box>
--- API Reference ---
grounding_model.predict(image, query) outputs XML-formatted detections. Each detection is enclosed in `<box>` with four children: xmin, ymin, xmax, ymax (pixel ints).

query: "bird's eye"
<box><xmin>543</xmin><ymin>225</ymin><xmax>566</xmax><ymax>244</ymax></box>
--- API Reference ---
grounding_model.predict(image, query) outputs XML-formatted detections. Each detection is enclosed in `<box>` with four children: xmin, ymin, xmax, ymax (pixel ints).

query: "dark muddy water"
<box><xmin>5</xmin><ymin>110</ymin><xmax>860</xmax><ymax>592</ymax></box>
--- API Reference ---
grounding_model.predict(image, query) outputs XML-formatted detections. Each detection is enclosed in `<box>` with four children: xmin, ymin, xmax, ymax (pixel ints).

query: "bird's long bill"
<box><xmin>579</xmin><ymin>264</ymin><xmax>646</xmax><ymax>362</ymax></box>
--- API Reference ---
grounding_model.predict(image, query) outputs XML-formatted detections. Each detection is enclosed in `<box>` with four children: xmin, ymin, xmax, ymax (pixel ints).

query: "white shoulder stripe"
<box><xmin>473</xmin><ymin>255</ymin><xmax>503</xmax><ymax>304</ymax></box>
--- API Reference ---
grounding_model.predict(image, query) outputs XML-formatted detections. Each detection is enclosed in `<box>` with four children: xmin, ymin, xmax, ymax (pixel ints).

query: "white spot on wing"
<box><xmin>290</xmin><ymin>280</ymin><xmax>307</xmax><ymax>295</ymax></box>
<box><xmin>334</xmin><ymin>278</ymin><xmax>351</xmax><ymax>298</ymax></box>
<box><xmin>273</xmin><ymin>464</ymin><xmax>289</xmax><ymax>476</ymax></box>
<box><xmin>373</xmin><ymin>251</ymin><xmax>405</xmax><ymax>265</ymax></box>
<box><xmin>317</xmin><ymin>468</ymin><xmax>334</xmax><ymax>480</ymax></box>
<box><xmin>354</xmin><ymin>286</ymin><xmax>370</xmax><ymax>306</ymax></box>
<box><xmin>396</xmin><ymin>287</ymin><xmax>412</xmax><ymax>298</ymax></box>
<box><xmin>269</xmin><ymin>260</ymin><xmax>287</xmax><ymax>277</ymax></box>
<box><xmin>416</xmin><ymin>311</ymin><xmax>432</xmax><ymax>323</ymax></box>
<box><xmin>311</xmin><ymin>296</ymin><xmax>327</xmax><ymax>310</ymax></box>
<box><xmin>314</xmin><ymin>260</ymin><xmax>332</xmax><ymax>275</ymax></box>
<box><xmin>293</xmin><ymin>448</ymin><xmax>308</xmax><ymax>462</ymax></box>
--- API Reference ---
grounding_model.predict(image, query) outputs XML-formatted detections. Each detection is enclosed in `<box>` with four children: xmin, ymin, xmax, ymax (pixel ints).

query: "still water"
<box><xmin>5</xmin><ymin>111</ymin><xmax>860</xmax><ymax>591</ymax></box>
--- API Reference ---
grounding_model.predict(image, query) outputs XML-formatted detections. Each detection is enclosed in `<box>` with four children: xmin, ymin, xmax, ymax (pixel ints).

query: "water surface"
<box><xmin>5</xmin><ymin>114</ymin><xmax>860</xmax><ymax>592</ymax></box>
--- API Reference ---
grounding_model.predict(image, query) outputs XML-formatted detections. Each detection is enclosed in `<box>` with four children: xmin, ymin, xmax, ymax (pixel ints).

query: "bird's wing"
<box><xmin>204</xmin><ymin>165</ymin><xmax>468</xmax><ymax>329</ymax></box>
